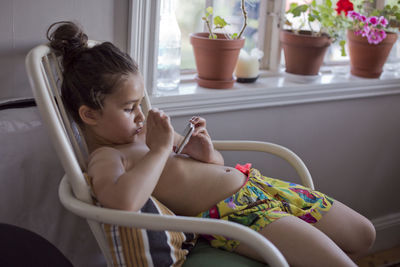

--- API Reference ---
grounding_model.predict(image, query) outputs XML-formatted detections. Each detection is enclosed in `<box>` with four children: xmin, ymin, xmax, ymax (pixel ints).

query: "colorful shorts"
<box><xmin>197</xmin><ymin>164</ymin><xmax>334</xmax><ymax>251</ymax></box>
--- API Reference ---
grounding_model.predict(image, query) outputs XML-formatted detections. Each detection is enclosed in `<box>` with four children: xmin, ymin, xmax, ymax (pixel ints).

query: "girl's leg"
<box><xmin>234</xmin><ymin>216</ymin><xmax>357</xmax><ymax>267</ymax></box>
<box><xmin>313</xmin><ymin>200</ymin><xmax>376</xmax><ymax>257</ymax></box>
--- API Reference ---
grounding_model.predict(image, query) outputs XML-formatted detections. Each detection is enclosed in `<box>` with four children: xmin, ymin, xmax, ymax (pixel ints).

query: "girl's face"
<box><xmin>93</xmin><ymin>73</ymin><xmax>145</xmax><ymax>146</ymax></box>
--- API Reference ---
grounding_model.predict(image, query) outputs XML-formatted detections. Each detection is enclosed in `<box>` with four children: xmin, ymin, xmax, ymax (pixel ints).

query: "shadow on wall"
<box><xmin>0</xmin><ymin>0</ymin><xmax>129</xmax><ymax>102</ymax></box>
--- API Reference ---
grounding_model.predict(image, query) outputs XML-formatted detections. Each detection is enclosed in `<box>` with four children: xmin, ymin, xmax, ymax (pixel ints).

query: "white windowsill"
<box><xmin>150</xmin><ymin>66</ymin><xmax>400</xmax><ymax>116</ymax></box>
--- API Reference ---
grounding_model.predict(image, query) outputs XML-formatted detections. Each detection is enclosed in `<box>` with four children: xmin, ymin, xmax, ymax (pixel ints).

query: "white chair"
<box><xmin>25</xmin><ymin>42</ymin><xmax>315</xmax><ymax>267</ymax></box>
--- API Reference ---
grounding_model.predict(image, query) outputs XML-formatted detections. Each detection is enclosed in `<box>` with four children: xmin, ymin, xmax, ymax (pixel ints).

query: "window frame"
<box><xmin>128</xmin><ymin>0</ymin><xmax>160</xmax><ymax>96</ymax></box>
<box><xmin>127</xmin><ymin>0</ymin><xmax>400</xmax><ymax>114</ymax></box>
<box><xmin>128</xmin><ymin>0</ymin><xmax>285</xmax><ymax>95</ymax></box>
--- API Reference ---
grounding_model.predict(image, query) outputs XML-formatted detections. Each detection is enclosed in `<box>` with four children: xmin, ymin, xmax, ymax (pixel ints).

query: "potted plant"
<box><xmin>280</xmin><ymin>0</ymin><xmax>347</xmax><ymax>76</ymax></box>
<box><xmin>340</xmin><ymin>0</ymin><xmax>400</xmax><ymax>78</ymax></box>
<box><xmin>190</xmin><ymin>0</ymin><xmax>248</xmax><ymax>89</ymax></box>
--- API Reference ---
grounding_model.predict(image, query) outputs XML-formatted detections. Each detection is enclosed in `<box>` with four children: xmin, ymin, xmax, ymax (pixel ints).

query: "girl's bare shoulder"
<box><xmin>88</xmin><ymin>146</ymin><xmax>126</xmax><ymax>170</ymax></box>
<box><xmin>89</xmin><ymin>146</ymin><xmax>123</xmax><ymax>160</ymax></box>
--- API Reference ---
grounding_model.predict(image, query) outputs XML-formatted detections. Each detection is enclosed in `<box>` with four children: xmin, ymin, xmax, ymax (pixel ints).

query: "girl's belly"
<box><xmin>152</xmin><ymin>154</ymin><xmax>247</xmax><ymax>216</ymax></box>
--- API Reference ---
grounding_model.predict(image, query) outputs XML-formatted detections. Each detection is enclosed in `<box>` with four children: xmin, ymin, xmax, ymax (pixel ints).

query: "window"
<box><xmin>176</xmin><ymin>0</ymin><xmax>261</xmax><ymax>71</ymax></box>
<box><xmin>128</xmin><ymin>0</ymin><xmax>400</xmax><ymax>98</ymax></box>
<box><xmin>175</xmin><ymin>0</ymin><xmax>205</xmax><ymax>71</ymax></box>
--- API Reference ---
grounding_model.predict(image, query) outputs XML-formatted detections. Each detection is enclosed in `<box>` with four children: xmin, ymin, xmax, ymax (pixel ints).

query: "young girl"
<box><xmin>47</xmin><ymin>21</ymin><xmax>375</xmax><ymax>266</ymax></box>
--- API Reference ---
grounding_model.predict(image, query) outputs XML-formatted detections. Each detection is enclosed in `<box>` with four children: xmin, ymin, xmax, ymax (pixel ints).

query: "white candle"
<box><xmin>235</xmin><ymin>49</ymin><xmax>263</xmax><ymax>78</ymax></box>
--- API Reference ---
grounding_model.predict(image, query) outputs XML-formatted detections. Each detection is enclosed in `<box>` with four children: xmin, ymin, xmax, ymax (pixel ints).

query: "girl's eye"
<box><xmin>124</xmin><ymin>107</ymin><xmax>135</xmax><ymax>113</ymax></box>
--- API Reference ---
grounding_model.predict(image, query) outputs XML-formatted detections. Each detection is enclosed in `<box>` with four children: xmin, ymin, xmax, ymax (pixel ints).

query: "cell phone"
<box><xmin>175</xmin><ymin>122</ymin><xmax>194</xmax><ymax>154</ymax></box>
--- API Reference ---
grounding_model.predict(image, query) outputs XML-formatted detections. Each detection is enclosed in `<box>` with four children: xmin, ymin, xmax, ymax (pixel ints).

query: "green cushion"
<box><xmin>184</xmin><ymin>239</ymin><xmax>267</xmax><ymax>267</ymax></box>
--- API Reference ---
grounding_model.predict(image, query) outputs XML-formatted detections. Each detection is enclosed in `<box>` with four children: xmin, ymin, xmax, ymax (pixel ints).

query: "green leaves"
<box><xmin>372</xmin><ymin>1</ymin><xmax>400</xmax><ymax>30</ymax></box>
<box><xmin>203</xmin><ymin>6</ymin><xmax>236</xmax><ymax>39</ymax></box>
<box><xmin>287</xmin><ymin>3</ymin><xmax>309</xmax><ymax>17</ymax></box>
<box><xmin>214</xmin><ymin>16</ymin><xmax>228</xmax><ymax>29</ymax></box>
<box><xmin>205</xmin><ymin>6</ymin><xmax>213</xmax><ymax>17</ymax></box>
<box><xmin>230</xmin><ymin>33</ymin><xmax>238</xmax><ymax>39</ymax></box>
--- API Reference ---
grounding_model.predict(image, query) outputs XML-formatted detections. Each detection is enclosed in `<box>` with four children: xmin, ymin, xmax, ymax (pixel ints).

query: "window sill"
<box><xmin>150</xmin><ymin>67</ymin><xmax>400</xmax><ymax>116</ymax></box>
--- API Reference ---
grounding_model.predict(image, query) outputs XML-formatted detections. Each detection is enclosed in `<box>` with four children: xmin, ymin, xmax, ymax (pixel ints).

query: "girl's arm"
<box><xmin>88</xmin><ymin>109</ymin><xmax>174</xmax><ymax>211</ymax></box>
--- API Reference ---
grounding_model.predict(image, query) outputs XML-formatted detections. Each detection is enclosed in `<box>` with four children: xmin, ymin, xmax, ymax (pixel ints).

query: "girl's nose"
<box><xmin>134</xmin><ymin>106</ymin><xmax>145</xmax><ymax>123</ymax></box>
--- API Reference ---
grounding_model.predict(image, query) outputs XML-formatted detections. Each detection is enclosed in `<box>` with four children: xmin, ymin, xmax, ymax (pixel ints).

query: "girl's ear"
<box><xmin>79</xmin><ymin>105</ymin><xmax>99</xmax><ymax>125</ymax></box>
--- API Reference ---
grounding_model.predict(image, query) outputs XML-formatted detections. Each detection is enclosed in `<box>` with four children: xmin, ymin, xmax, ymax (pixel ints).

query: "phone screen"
<box><xmin>175</xmin><ymin>122</ymin><xmax>194</xmax><ymax>154</ymax></box>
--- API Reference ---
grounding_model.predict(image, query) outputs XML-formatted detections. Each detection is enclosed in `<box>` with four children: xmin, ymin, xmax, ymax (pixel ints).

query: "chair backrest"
<box><xmin>26</xmin><ymin>41</ymin><xmax>152</xmax><ymax>201</ymax></box>
<box><xmin>25</xmin><ymin>41</ymin><xmax>152</xmax><ymax>266</ymax></box>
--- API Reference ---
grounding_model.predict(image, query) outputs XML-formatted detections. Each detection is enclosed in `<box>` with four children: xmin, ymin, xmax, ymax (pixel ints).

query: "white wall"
<box><xmin>0</xmin><ymin>0</ymin><xmax>128</xmax><ymax>102</ymax></box>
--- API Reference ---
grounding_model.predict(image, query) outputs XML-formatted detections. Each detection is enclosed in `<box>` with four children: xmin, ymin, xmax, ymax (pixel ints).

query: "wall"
<box><xmin>0</xmin><ymin>0</ymin><xmax>128</xmax><ymax>102</ymax></box>
<box><xmin>0</xmin><ymin>0</ymin><xmax>129</xmax><ymax>266</ymax></box>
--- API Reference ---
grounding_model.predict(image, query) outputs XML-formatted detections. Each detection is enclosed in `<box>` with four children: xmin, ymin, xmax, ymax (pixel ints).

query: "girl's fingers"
<box><xmin>192</xmin><ymin>126</ymin><xmax>207</xmax><ymax>136</ymax></box>
<box><xmin>190</xmin><ymin>116</ymin><xmax>206</xmax><ymax>134</ymax></box>
<box><xmin>193</xmin><ymin>128</ymin><xmax>210</xmax><ymax>140</ymax></box>
<box><xmin>148</xmin><ymin>108</ymin><xmax>172</xmax><ymax>130</ymax></box>
<box><xmin>190</xmin><ymin>116</ymin><xmax>205</xmax><ymax>125</ymax></box>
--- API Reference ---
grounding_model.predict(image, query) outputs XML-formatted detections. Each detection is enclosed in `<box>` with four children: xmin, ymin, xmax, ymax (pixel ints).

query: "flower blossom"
<box><xmin>368</xmin><ymin>16</ymin><xmax>379</xmax><ymax>26</ymax></box>
<box><xmin>347</xmin><ymin>8</ymin><xmax>389</xmax><ymax>45</ymax></box>
<box><xmin>336</xmin><ymin>0</ymin><xmax>354</xmax><ymax>15</ymax></box>
<box><xmin>378</xmin><ymin>16</ymin><xmax>388</xmax><ymax>27</ymax></box>
<box><xmin>367</xmin><ymin>29</ymin><xmax>386</xmax><ymax>44</ymax></box>
<box><xmin>347</xmin><ymin>11</ymin><xmax>360</xmax><ymax>21</ymax></box>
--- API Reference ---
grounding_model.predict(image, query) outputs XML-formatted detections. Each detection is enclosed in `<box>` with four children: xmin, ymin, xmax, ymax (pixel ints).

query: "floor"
<box><xmin>356</xmin><ymin>246</ymin><xmax>400</xmax><ymax>267</ymax></box>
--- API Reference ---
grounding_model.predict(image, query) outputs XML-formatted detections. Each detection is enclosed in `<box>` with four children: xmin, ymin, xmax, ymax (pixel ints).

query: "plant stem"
<box><xmin>205</xmin><ymin>18</ymin><xmax>213</xmax><ymax>38</ymax></box>
<box><xmin>237</xmin><ymin>0</ymin><xmax>247</xmax><ymax>39</ymax></box>
<box><xmin>308</xmin><ymin>19</ymin><xmax>316</xmax><ymax>36</ymax></box>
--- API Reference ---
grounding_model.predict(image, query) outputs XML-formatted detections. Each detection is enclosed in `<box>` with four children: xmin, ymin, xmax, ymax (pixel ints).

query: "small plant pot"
<box><xmin>190</xmin><ymin>32</ymin><xmax>245</xmax><ymax>89</ymax></box>
<box><xmin>347</xmin><ymin>30</ymin><xmax>398</xmax><ymax>78</ymax></box>
<box><xmin>280</xmin><ymin>30</ymin><xmax>332</xmax><ymax>76</ymax></box>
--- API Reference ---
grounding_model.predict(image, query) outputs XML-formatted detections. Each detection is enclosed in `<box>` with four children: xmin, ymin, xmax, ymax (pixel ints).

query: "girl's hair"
<box><xmin>46</xmin><ymin>21</ymin><xmax>139</xmax><ymax>124</ymax></box>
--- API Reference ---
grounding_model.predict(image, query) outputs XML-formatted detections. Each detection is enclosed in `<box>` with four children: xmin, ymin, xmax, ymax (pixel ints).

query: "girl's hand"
<box><xmin>180</xmin><ymin>116</ymin><xmax>223</xmax><ymax>164</ymax></box>
<box><xmin>145</xmin><ymin>108</ymin><xmax>174</xmax><ymax>153</ymax></box>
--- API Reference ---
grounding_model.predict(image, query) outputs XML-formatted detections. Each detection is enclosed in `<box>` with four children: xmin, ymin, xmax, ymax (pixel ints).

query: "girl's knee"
<box><xmin>349</xmin><ymin>217</ymin><xmax>376</xmax><ymax>254</ymax></box>
<box><xmin>360</xmin><ymin>218</ymin><xmax>376</xmax><ymax>251</ymax></box>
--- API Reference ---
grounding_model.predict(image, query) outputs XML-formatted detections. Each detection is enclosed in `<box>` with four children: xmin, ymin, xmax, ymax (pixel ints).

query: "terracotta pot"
<box><xmin>347</xmin><ymin>30</ymin><xmax>398</xmax><ymax>78</ymax></box>
<box><xmin>280</xmin><ymin>30</ymin><xmax>332</xmax><ymax>76</ymax></box>
<box><xmin>190</xmin><ymin>32</ymin><xmax>244</xmax><ymax>89</ymax></box>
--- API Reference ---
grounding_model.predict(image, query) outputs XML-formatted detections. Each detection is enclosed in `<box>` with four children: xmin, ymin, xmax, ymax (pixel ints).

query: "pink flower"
<box><xmin>368</xmin><ymin>16</ymin><xmax>378</xmax><ymax>26</ymax></box>
<box><xmin>378</xmin><ymin>29</ymin><xmax>387</xmax><ymax>40</ymax></box>
<box><xmin>367</xmin><ymin>34</ymin><xmax>378</xmax><ymax>44</ymax></box>
<box><xmin>347</xmin><ymin>11</ymin><xmax>360</xmax><ymax>20</ymax></box>
<box><xmin>347</xmin><ymin>6</ymin><xmax>390</xmax><ymax>45</ymax></box>
<box><xmin>360</xmin><ymin>15</ymin><xmax>367</xmax><ymax>23</ymax></box>
<box><xmin>378</xmin><ymin>16</ymin><xmax>388</xmax><ymax>27</ymax></box>
<box><xmin>362</xmin><ymin>25</ymin><xmax>370</xmax><ymax>36</ymax></box>
<box><xmin>366</xmin><ymin>29</ymin><xmax>386</xmax><ymax>45</ymax></box>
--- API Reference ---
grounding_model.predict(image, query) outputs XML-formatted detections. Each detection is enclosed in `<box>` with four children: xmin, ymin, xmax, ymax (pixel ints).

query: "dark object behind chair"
<box><xmin>0</xmin><ymin>223</ymin><xmax>73</xmax><ymax>267</ymax></box>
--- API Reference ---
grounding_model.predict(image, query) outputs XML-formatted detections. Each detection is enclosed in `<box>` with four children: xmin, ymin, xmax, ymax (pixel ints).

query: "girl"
<box><xmin>47</xmin><ymin>21</ymin><xmax>375</xmax><ymax>267</ymax></box>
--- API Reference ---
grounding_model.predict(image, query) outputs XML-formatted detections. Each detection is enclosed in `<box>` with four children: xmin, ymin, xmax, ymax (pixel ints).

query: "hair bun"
<box><xmin>47</xmin><ymin>21</ymin><xmax>88</xmax><ymax>66</ymax></box>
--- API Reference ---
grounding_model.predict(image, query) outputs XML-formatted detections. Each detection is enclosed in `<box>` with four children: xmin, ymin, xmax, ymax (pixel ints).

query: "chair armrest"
<box><xmin>212</xmin><ymin>140</ymin><xmax>314</xmax><ymax>189</ymax></box>
<box><xmin>59</xmin><ymin>177</ymin><xmax>289</xmax><ymax>267</ymax></box>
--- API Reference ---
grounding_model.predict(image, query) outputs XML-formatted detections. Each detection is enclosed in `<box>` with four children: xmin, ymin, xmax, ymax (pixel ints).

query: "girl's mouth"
<box><xmin>135</xmin><ymin>127</ymin><xmax>143</xmax><ymax>134</ymax></box>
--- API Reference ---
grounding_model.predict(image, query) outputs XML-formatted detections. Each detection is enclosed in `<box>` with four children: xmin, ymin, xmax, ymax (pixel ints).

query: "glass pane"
<box><xmin>176</xmin><ymin>0</ymin><xmax>260</xmax><ymax>71</ymax></box>
<box><xmin>176</xmin><ymin>0</ymin><xmax>205</xmax><ymax>70</ymax></box>
<box><xmin>385</xmin><ymin>0</ymin><xmax>400</xmax><ymax>64</ymax></box>
<box><xmin>212</xmin><ymin>0</ymin><xmax>260</xmax><ymax>52</ymax></box>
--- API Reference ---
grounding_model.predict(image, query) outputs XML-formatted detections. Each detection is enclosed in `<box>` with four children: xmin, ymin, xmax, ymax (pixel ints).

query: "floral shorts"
<box><xmin>196</xmin><ymin>164</ymin><xmax>334</xmax><ymax>251</ymax></box>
